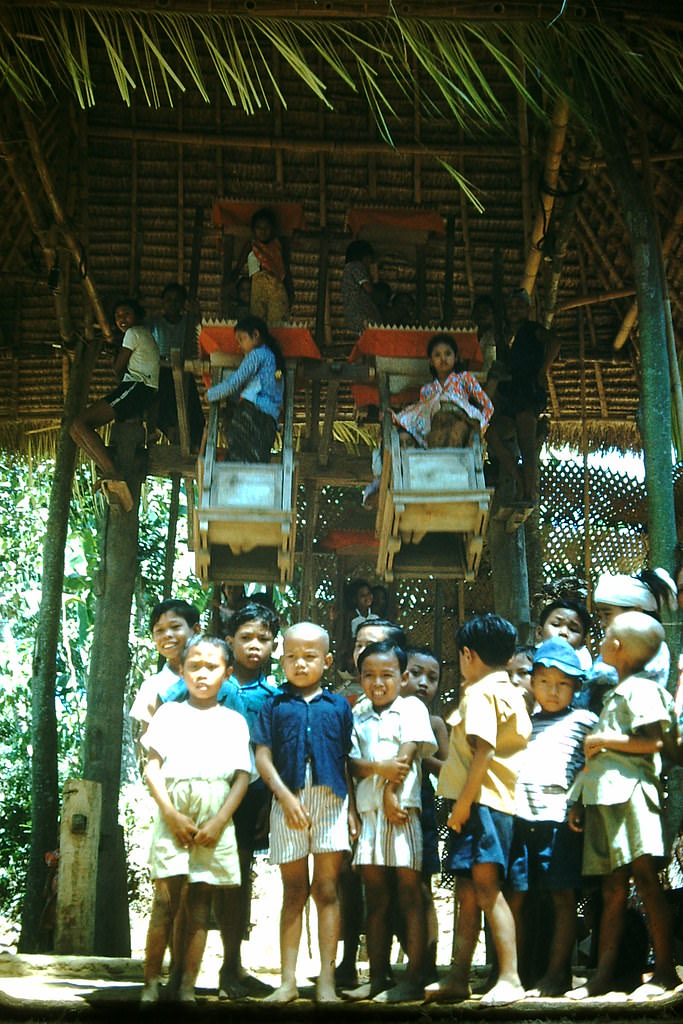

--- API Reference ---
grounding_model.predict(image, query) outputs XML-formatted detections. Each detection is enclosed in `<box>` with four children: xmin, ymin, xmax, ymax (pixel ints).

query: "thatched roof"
<box><xmin>0</xmin><ymin>2</ymin><xmax>681</xmax><ymax>453</ymax></box>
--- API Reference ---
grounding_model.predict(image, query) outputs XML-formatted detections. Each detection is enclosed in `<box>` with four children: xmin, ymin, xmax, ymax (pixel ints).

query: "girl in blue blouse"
<box><xmin>206</xmin><ymin>314</ymin><xmax>285</xmax><ymax>462</ymax></box>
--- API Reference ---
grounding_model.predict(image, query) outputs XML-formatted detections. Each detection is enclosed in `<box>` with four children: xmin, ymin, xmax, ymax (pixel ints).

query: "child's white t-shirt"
<box><xmin>145</xmin><ymin>702</ymin><xmax>251</xmax><ymax>781</ymax></box>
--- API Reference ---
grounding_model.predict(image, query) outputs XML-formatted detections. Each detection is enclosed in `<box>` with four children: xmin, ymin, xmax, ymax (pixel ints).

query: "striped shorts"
<box><xmin>353</xmin><ymin>807</ymin><xmax>423</xmax><ymax>871</ymax></box>
<box><xmin>269</xmin><ymin>765</ymin><xmax>350</xmax><ymax>865</ymax></box>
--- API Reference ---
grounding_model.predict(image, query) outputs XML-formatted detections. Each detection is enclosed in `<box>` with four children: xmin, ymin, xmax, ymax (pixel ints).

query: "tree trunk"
<box><xmin>598</xmin><ymin>105</ymin><xmax>676</xmax><ymax>573</ymax></box>
<box><xmin>83</xmin><ymin>420</ymin><xmax>146</xmax><ymax>956</ymax></box>
<box><xmin>19</xmin><ymin>339</ymin><xmax>99</xmax><ymax>953</ymax></box>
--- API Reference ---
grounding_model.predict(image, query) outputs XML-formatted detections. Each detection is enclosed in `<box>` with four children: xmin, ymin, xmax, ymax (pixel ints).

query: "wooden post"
<box><xmin>55</xmin><ymin>779</ymin><xmax>102</xmax><ymax>955</ymax></box>
<box><xmin>443</xmin><ymin>213</ymin><xmax>456</xmax><ymax>324</ymax></box>
<box><xmin>162</xmin><ymin>475</ymin><xmax>181</xmax><ymax>599</ymax></box>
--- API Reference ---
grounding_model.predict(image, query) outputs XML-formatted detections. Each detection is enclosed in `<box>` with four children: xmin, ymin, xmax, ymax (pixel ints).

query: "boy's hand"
<box><xmin>193</xmin><ymin>816</ymin><xmax>224</xmax><ymax>848</ymax></box>
<box><xmin>567</xmin><ymin>803</ymin><xmax>584</xmax><ymax>833</ymax></box>
<box><xmin>376</xmin><ymin>755</ymin><xmax>410</xmax><ymax>784</ymax></box>
<box><xmin>348</xmin><ymin>806</ymin><xmax>361</xmax><ymax>843</ymax></box>
<box><xmin>383</xmin><ymin>787</ymin><xmax>409</xmax><ymax>825</ymax></box>
<box><xmin>281</xmin><ymin>792</ymin><xmax>311</xmax><ymax>831</ymax></box>
<box><xmin>584</xmin><ymin>732</ymin><xmax>608</xmax><ymax>759</ymax></box>
<box><xmin>447</xmin><ymin>797</ymin><xmax>471</xmax><ymax>834</ymax></box>
<box><xmin>165</xmin><ymin>808</ymin><xmax>198</xmax><ymax>847</ymax></box>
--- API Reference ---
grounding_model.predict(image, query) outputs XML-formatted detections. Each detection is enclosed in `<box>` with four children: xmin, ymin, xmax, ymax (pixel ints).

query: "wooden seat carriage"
<box><xmin>194</xmin><ymin>322</ymin><xmax>321</xmax><ymax>584</ymax></box>
<box><xmin>351</xmin><ymin>327</ymin><xmax>493</xmax><ymax>582</ymax></box>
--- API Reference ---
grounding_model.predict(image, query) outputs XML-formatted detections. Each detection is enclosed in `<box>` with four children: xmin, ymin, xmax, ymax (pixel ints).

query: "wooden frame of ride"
<box><xmin>373</xmin><ymin>353</ymin><xmax>493</xmax><ymax>582</ymax></box>
<box><xmin>194</xmin><ymin>350</ymin><xmax>298</xmax><ymax>585</ymax></box>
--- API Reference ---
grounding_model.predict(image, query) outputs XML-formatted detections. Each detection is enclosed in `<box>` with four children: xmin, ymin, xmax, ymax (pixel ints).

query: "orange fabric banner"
<box><xmin>212</xmin><ymin>200</ymin><xmax>306</xmax><ymax>235</ymax></box>
<box><xmin>199</xmin><ymin>322</ymin><xmax>322</xmax><ymax>361</ymax></box>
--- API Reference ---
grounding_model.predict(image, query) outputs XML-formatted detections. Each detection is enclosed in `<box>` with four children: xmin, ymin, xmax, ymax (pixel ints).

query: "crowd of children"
<box><xmin>128</xmin><ymin>575</ymin><xmax>681</xmax><ymax>1006</ymax></box>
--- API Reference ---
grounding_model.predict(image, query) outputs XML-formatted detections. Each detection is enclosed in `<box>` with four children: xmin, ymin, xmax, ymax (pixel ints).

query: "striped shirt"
<box><xmin>515</xmin><ymin>707</ymin><xmax>598</xmax><ymax>822</ymax></box>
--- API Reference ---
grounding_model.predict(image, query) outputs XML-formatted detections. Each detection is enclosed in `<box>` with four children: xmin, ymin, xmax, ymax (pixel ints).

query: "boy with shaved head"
<box><xmin>568</xmin><ymin>612</ymin><xmax>679</xmax><ymax>999</ymax></box>
<box><xmin>253</xmin><ymin>623</ymin><xmax>358</xmax><ymax>1003</ymax></box>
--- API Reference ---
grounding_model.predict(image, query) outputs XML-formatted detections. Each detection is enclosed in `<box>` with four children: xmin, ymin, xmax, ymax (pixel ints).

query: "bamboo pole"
<box><xmin>18</xmin><ymin>106</ymin><xmax>112</xmax><ymax>342</ymax></box>
<box><xmin>543</xmin><ymin>148</ymin><xmax>591</xmax><ymax>328</ymax></box>
<box><xmin>577</xmin><ymin>247</ymin><xmax>598</xmax><ymax>351</ymax></box>
<box><xmin>558</xmin><ymin>288</ymin><xmax>635</xmax><ymax>312</ymax></box>
<box><xmin>516</xmin><ymin>55</ymin><xmax>532</xmax><ymax>253</ymax></box>
<box><xmin>521</xmin><ymin>96</ymin><xmax>569</xmax><ymax>298</ymax></box>
<box><xmin>613</xmin><ymin>200</ymin><xmax>683</xmax><ymax>350</ymax></box>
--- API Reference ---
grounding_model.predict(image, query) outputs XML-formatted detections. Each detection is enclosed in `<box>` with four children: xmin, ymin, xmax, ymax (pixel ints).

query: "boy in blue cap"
<box><xmin>507</xmin><ymin>637</ymin><xmax>598</xmax><ymax>995</ymax></box>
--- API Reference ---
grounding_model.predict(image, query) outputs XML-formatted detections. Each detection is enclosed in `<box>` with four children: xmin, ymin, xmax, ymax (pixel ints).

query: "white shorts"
<box><xmin>353</xmin><ymin>807</ymin><xmax>423</xmax><ymax>871</ymax></box>
<box><xmin>269</xmin><ymin>765</ymin><xmax>350</xmax><ymax>865</ymax></box>
<box><xmin>149</xmin><ymin>778</ymin><xmax>241</xmax><ymax>886</ymax></box>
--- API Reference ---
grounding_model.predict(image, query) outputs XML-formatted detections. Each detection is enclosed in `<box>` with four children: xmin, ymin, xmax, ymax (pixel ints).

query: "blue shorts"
<box><xmin>508</xmin><ymin>818</ymin><xmax>583</xmax><ymax>892</ymax></box>
<box><xmin>443</xmin><ymin>802</ymin><xmax>514</xmax><ymax>878</ymax></box>
<box><xmin>233</xmin><ymin>778</ymin><xmax>271</xmax><ymax>853</ymax></box>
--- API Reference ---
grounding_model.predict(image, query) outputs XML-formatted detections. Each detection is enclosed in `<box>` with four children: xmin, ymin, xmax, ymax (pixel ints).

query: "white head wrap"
<box><xmin>593</xmin><ymin>573</ymin><xmax>658</xmax><ymax>612</ymax></box>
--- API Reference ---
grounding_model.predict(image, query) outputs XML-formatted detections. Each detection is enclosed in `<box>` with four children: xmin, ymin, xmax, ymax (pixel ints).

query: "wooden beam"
<box><xmin>18</xmin><ymin>107</ymin><xmax>113</xmax><ymax>342</ymax></box>
<box><xmin>318</xmin><ymin>381</ymin><xmax>339</xmax><ymax>468</ymax></box>
<box><xmin>557</xmin><ymin>288</ymin><xmax>636</xmax><ymax>312</ymax></box>
<box><xmin>88</xmin><ymin>124</ymin><xmax>518</xmax><ymax>161</ymax></box>
<box><xmin>6</xmin><ymin>1</ymin><xmax>679</xmax><ymax>23</ymax></box>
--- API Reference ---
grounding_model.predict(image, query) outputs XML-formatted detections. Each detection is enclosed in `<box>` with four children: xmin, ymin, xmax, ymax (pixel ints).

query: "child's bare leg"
<box><xmin>265</xmin><ymin>857</ymin><xmax>309</xmax><ymax>1003</ymax></box>
<box><xmin>506</xmin><ymin>890</ymin><xmax>526</xmax><ymax>984</ymax></box>
<box><xmin>310</xmin><ymin>851</ymin><xmax>344</xmax><ymax>1003</ymax></box>
<box><xmin>532</xmin><ymin>890</ymin><xmax>576</xmax><ymax>995</ymax></box>
<box><xmin>143</xmin><ymin>875</ymin><xmax>186</xmax><ymax>1000</ymax></box>
<box><xmin>375</xmin><ymin>867</ymin><xmax>425</xmax><ymax>1001</ymax></box>
<box><xmin>630</xmin><ymin>855</ymin><xmax>678</xmax><ymax>992</ymax></box>
<box><xmin>425</xmin><ymin>876</ymin><xmax>479</xmax><ymax>1001</ymax></box>
<box><xmin>422</xmin><ymin>876</ymin><xmax>439</xmax><ymax>983</ymax></box>
<box><xmin>178</xmin><ymin>882</ymin><xmax>213</xmax><ymax>1002</ymax></box>
<box><xmin>472</xmin><ymin>862</ymin><xmax>524</xmax><ymax>1004</ymax></box>
<box><xmin>69</xmin><ymin>401</ymin><xmax>120</xmax><ymax>478</ymax></box>
<box><xmin>569</xmin><ymin>866</ymin><xmax>629</xmax><ymax>998</ymax></box>
<box><xmin>214</xmin><ymin>882</ymin><xmax>246</xmax><ymax>997</ymax></box>
<box><xmin>336</xmin><ymin>857</ymin><xmax>363</xmax><ymax>986</ymax></box>
<box><xmin>354</xmin><ymin>865</ymin><xmax>391</xmax><ymax>997</ymax></box>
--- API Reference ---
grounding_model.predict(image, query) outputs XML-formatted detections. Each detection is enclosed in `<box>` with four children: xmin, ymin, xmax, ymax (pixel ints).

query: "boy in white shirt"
<box><xmin>348</xmin><ymin>639</ymin><xmax>437</xmax><ymax>1003</ymax></box>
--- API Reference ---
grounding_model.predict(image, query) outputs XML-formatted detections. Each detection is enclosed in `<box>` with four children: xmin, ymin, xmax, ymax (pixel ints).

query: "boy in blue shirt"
<box><xmin>253</xmin><ymin>623</ymin><xmax>357</xmax><ymax>1003</ymax></box>
<box><xmin>218</xmin><ymin>602</ymin><xmax>280</xmax><ymax>999</ymax></box>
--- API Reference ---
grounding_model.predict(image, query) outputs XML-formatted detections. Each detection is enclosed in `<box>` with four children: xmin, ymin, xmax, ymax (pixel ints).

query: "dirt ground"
<box><xmin>1</xmin><ymin>857</ymin><xmax>683</xmax><ymax>1020</ymax></box>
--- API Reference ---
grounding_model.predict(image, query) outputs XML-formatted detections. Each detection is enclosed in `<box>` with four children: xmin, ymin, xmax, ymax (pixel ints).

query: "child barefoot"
<box><xmin>253</xmin><ymin>623</ymin><xmax>357</xmax><ymax>1003</ymax></box>
<box><xmin>348</xmin><ymin>639</ymin><xmax>437</xmax><ymax>1002</ymax></box>
<box><xmin>427</xmin><ymin>614</ymin><xmax>531</xmax><ymax>1005</ymax></box>
<box><xmin>507</xmin><ymin>638</ymin><xmax>597</xmax><ymax>995</ymax></box>
<box><xmin>567</xmin><ymin>611</ymin><xmax>679</xmax><ymax>999</ymax></box>
<box><xmin>402</xmin><ymin>647</ymin><xmax>449</xmax><ymax>984</ymax></box>
<box><xmin>141</xmin><ymin>636</ymin><xmax>251</xmax><ymax>1004</ymax></box>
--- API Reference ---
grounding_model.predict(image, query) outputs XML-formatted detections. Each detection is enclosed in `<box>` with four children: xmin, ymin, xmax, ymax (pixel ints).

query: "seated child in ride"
<box><xmin>206</xmin><ymin>314</ymin><xmax>285</xmax><ymax>463</ymax></box>
<box><xmin>141</xmin><ymin>635</ymin><xmax>251</xmax><ymax>1004</ymax></box>
<box><xmin>402</xmin><ymin>646</ymin><xmax>449</xmax><ymax>984</ymax></box>
<box><xmin>348</xmin><ymin>639</ymin><xmax>437</xmax><ymax>1003</ymax></box>
<box><xmin>242</xmin><ymin>207</ymin><xmax>292</xmax><ymax>325</ymax></box>
<box><xmin>253</xmin><ymin>623</ymin><xmax>357</xmax><ymax>1004</ymax></box>
<box><xmin>393</xmin><ymin>333</ymin><xmax>493</xmax><ymax>449</ymax></box>
<box><xmin>429</xmin><ymin>613</ymin><xmax>531</xmax><ymax>1006</ymax></box>
<box><xmin>567</xmin><ymin>611</ymin><xmax>679</xmax><ymax>1000</ymax></box>
<box><xmin>219</xmin><ymin>602</ymin><xmax>281</xmax><ymax>999</ymax></box>
<box><xmin>69</xmin><ymin>298</ymin><xmax>160</xmax><ymax>511</ymax></box>
<box><xmin>507</xmin><ymin>638</ymin><xmax>597</xmax><ymax>995</ymax></box>
<box><xmin>341</xmin><ymin>239</ymin><xmax>381</xmax><ymax>337</ymax></box>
